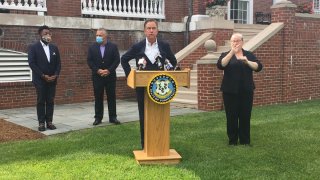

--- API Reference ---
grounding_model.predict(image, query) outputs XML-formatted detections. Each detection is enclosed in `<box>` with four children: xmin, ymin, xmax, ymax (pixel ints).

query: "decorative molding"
<box><xmin>0</xmin><ymin>14</ymin><xmax>185</xmax><ymax>32</ymax></box>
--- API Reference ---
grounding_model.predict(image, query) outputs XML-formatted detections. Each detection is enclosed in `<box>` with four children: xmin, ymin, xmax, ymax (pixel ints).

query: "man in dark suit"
<box><xmin>121</xmin><ymin>19</ymin><xmax>177</xmax><ymax>149</ymax></box>
<box><xmin>28</xmin><ymin>25</ymin><xmax>61</xmax><ymax>131</ymax></box>
<box><xmin>87</xmin><ymin>28</ymin><xmax>120</xmax><ymax>126</ymax></box>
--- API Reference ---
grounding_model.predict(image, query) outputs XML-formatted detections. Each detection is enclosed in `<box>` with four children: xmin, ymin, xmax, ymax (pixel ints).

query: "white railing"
<box><xmin>314</xmin><ymin>0</ymin><xmax>320</xmax><ymax>14</ymax></box>
<box><xmin>0</xmin><ymin>0</ymin><xmax>47</xmax><ymax>12</ymax></box>
<box><xmin>81</xmin><ymin>0</ymin><xmax>165</xmax><ymax>19</ymax></box>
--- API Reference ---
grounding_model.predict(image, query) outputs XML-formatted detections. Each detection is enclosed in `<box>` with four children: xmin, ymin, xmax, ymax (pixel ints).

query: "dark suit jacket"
<box><xmin>217</xmin><ymin>49</ymin><xmax>263</xmax><ymax>94</ymax></box>
<box><xmin>87</xmin><ymin>41</ymin><xmax>120</xmax><ymax>81</ymax></box>
<box><xmin>28</xmin><ymin>41</ymin><xmax>61</xmax><ymax>87</ymax></box>
<box><xmin>121</xmin><ymin>39</ymin><xmax>177</xmax><ymax>77</ymax></box>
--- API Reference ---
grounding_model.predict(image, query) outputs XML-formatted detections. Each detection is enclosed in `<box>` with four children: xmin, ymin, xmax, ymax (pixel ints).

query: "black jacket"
<box><xmin>28</xmin><ymin>41</ymin><xmax>61</xmax><ymax>86</ymax></box>
<box><xmin>217</xmin><ymin>49</ymin><xmax>263</xmax><ymax>94</ymax></box>
<box><xmin>87</xmin><ymin>41</ymin><xmax>120</xmax><ymax>81</ymax></box>
<box><xmin>121</xmin><ymin>39</ymin><xmax>177</xmax><ymax>77</ymax></box>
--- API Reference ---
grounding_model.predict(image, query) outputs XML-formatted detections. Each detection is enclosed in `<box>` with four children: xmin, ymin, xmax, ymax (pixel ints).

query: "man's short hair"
<box><xmin>144</xmin><ymin>19</ymin><xmax>158</xmax><ymax>29</ymax></box>
<box><xmin>38</xmin><ymin>25</ymin><xmax>50</xmax><ymax>35</ymax></box>
<box><xmin>97</xmin><ymin>28</ymin><xmax>108</xmax><ymax>35</ymax></box>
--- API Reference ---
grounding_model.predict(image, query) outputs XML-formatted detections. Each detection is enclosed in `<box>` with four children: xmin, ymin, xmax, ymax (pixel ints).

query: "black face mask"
<box><xmin>41</xmin><ymin>35</ymin><xmax>51</xmax><ymax>45</ymax></box>
<box><xmin>41</xmin><ymin>39</ymin><xmax>48</xmax><ymax>45</ymax></box>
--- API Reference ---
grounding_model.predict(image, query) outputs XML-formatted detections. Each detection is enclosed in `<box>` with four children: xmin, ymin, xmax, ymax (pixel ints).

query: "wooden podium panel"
<box><xmin>127</xmin><ymin>69</ymin><xmax>190</xmax><ymax>89</ymax></box>
<box><xmin>127</xmin><ymin>69</ymin><xmax>190</xmax><ymax>165</ymax></box>
<box><xmin>144</xmin><ymin>90</ymin><xmax>170</xmax><ymax>156</ymax></box>
<box><xmin>133</xmin><ymin>149</ymin><xmax>181</xmax><ymax>165</ymax></box>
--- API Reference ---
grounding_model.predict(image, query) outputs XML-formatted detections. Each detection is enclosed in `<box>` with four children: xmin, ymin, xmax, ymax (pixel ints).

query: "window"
<box><xmin>0</xmin><ymin>49</ymin><xmax>32</xmax><ymax>82</ymax></box>
<box><xmin>230</xmin><ymin>0</ymin><xmax>250</xmax><ymax>24</ymax></box>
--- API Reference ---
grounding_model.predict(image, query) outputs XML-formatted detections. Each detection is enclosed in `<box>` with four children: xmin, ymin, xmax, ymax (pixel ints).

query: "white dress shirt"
<box><xmin>145</xmin><ymin>39</ymin><xmax>160</xmax><ymax>64</ymax></box>
<box><xmin>40</xmin><ymin>40</ymin><xmax>50</xmax><ymax>63</ymax></box>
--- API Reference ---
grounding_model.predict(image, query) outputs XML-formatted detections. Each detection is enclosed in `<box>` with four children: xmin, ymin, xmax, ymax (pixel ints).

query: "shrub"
<box><xmin>296</xmin><ymin>2</ymin><xmax>313</xmax><ymax>14</ymax></box>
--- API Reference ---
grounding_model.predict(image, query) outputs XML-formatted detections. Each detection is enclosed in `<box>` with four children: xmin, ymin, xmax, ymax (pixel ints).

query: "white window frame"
<box><xmin>228</xmin><ymin>0</ymin><xmax>253</xmax><ymax>24</ymax></box>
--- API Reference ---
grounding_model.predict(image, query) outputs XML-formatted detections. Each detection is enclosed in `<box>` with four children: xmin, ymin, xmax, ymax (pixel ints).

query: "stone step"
<box><xmin>234</xmin><ymin>29</ymin><xmax>263</xmax><ymax>34</ymax></box>
<box><xmin>173</xmin><ymin>98</ymin><xmax>197</xmax><ymax>104</ymax></box>
<box><xmin>171</xmin><ymin>99</ymin><xmax>198</xmax><ymax>109</ymax></box>
<box><xmin>173</xmin><ymin>24</ymin><xmax>267</xmax><ymax>110</ymax></box>
<box><xmin>175</xmin><ymin>91</ymin><xmax>197</xmax><ymax>100</ymax></box>
<box><xmin>180</xmin><ymin>84</ymin><xmax>197</xmax><ymax>91</ymax></box>
<box><xmin>217</xmin><ymin>46</ymin><xmax>230</xmax><ymax>52</ymax></box>
<box><xmin>234</xmin><ymin>24</ymin><xmax>268</xmax><ymax>30</ymax></box>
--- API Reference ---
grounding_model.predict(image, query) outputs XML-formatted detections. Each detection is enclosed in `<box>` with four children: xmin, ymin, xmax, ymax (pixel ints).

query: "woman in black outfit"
<box><xmin>217</xmin><ymin>33</ymin><xmax>263</xmax><ymax>146</ymax></box>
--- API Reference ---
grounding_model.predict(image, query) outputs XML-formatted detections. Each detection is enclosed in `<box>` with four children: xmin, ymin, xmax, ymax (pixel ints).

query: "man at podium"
<box><xmin>121</xmin><ymin>19</ymin><xmax>177</xmax><ymax>149</ymax></box>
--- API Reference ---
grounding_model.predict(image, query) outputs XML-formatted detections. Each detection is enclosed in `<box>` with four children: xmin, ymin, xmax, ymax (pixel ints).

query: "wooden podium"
<box><xmin>127</xmin><ymin>69</ymin><xmax>190</xmax><ymax>164</ymax></box>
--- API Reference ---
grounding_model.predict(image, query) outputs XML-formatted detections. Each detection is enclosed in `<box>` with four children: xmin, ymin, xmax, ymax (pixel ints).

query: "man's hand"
<box><xmin>48</xmin><ymin>75</ymin><xmax>57</xmax><ymax>82</ymax></box>
<box><xmin>97</xmin><ymin>69</ymin><xmax>110</xmax><ymax>77</ymax></box>
<box><xmin>42</xmin><ymin>75</ymin><xmax>56</xmax><ymax>82</ymax></box>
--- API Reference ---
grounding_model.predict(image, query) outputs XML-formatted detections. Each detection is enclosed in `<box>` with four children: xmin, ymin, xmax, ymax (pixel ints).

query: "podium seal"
<box><xmin>147</xmin><ymin>74</ymin><xmax>178</xmax><ymax>104</ymax></box>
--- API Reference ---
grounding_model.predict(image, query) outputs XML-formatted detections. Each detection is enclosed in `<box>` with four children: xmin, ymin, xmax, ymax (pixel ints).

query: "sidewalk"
<box><xmin>0</xmin><ymin>100</ymin><xmax>202</xmax><ymax>136</ymax></box>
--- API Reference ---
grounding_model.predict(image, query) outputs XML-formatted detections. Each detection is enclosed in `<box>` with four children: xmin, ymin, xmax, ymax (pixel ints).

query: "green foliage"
<box><xmin>205</xmin><ymin>0</ymin><xmax>229</xmax><ymax>8</ymax></box>
<box><xmin>296</xmin><ymin>2</ymin><xmax>314</xmax><ymax>14</ymax></box>
<box><xmin>0</xmin><ymin>100</ymin><xmax>320</xmax><ymax>179</ymax></box>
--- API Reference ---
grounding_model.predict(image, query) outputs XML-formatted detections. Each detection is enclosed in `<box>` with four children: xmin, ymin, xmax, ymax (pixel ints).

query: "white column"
<box><xmin>30</xmin><ymin>0</ymin><xmax>35</xmax><ymax>7</ymax></box>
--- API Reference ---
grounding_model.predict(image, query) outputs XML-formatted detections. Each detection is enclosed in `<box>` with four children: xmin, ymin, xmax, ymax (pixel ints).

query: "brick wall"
<box><xmin>254</xmin><ymin>0</ymin><xmax>273</xmax><ymax>17</ymax></box>
<box><xmin>287</xmin><ymin>15</ymin><xmax>320</xmax><ymax>101</ymax></box>
<box><xmin>0</xmin><ymin>25</ymin><xmax>184</xmax><ymax>109</ymax></box>
<box><xmin>165</xmin><ymin>1</ymin><xmax>188</xmax><ymax>22</ymax></box>
<box><xmin>193</xmin><ymin>0</ymin><xmax>206</xmax><ymax>15</ymax></box>
<box><xmin>198</xmin><ymin>61</ymin><xmax>224</xmax><ymax>110</ymax></box>
<box><xmin>253</xmin><ymin>32</ymin><xmax>284</xmax><ymax>105</ymax></box>
<box><xmin>180</xmin><ymin>29</ymin><xmax>233</xmax><ymax>69</ymax></box>
<box><xmin>0</xmin><ymin>26</ymin><xmax>92</xmax><ymax>108</ymax></box>
<box><xmin>1</xmin><ymin>1</ymin><xmax>319</xmax><ymax>110</ymax></box>
<box><xmin>253</xmin><ymin>0</ymin><xmax>312</xmax><ymax>23</ymax></box>
<box><xmin>196</xmin><ymin>2</ymin><xmax>320</xmax><ymax>111</ymax></box>
<box><xmin>47</xmin><ymin>0</ymin><xmax>81</xmax><ymax>17</ymax></box>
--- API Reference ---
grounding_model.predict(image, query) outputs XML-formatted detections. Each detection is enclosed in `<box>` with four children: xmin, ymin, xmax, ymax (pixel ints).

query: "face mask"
<box><xmin>96</xmin><ymin>36</ymin><xmax>103</xmax><ymax>44</ymax></box>
<box><xmin>41</xmin><ymin>35</ymin><xmax>52</xmax><ymax>44</ymax></box>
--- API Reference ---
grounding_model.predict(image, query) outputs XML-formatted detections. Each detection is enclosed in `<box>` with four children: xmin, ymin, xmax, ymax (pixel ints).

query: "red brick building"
<box><xmin>0</xmin><ymin>0</ymin><xmax>319</xmax><ymax>110</ymax></box>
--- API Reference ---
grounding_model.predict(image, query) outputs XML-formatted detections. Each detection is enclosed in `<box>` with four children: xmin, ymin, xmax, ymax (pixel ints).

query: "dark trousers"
<box><xmin>136</xmin><ymin>87</ymin><xmax>145</xmax><ymax>148</ymax></box>
<box><xmin>223</xmin><ymin>91</ymin><xmax>253</xmax><ymax>145</ymax></box>
<box><xmin>93</xmin><ymin>76</ymin><xmax>117</xmax><ymax>121</ymax></box>
<box><xmin>35</xmin><ymin>83</ymin><xmax>56</xmax><ymax>124</ymax></box>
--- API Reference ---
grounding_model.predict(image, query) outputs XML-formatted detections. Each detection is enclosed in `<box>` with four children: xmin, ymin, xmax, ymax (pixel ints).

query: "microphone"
<box><xmin>174</xmin><ymin>63</ymin><xmax>181</xmax><ymax>71</ymax></box>
<box><xmin>138</xmin><ymin>58</ymin><xmax>146</xmax><ymax>70</ymax></box>
<box><xmin>155</xmin><ymin>54</ymin><xmax>163</xmax><ymax>70</ymax></box>
<box><xmin>164</xmin><ymin>59</ymin><xmax>174</xmax><ymax>71</ymax></box>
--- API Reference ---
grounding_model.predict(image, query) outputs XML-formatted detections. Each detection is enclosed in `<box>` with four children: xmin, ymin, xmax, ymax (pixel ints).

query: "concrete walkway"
<box><xmin>0</xmin><ymin>100</ymin><xmax>202</xmax><ymax>136</ymax></box>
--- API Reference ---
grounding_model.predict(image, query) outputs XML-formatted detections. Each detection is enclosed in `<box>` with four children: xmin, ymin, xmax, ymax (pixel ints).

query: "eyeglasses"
<box><xmin>145</xmin><ymin>27</ymin><xmax>157</xmax><ymax>31</ymax></box>
<box><xmin>231</xmin><ymin>39</ymin><xmax>242</xmax><ymax>43</ymax></box>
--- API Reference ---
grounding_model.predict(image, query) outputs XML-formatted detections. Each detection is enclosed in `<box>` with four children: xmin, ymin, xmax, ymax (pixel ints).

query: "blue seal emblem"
<box><xmin>147</xmin><ymin>74</ymin><xmax>178</xmax><ymax>104</ymax></box>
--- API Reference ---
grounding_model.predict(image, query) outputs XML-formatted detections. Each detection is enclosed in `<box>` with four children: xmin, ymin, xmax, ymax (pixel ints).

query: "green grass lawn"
<box><xmin>1</xmin><ymin>100</ymin><xmax>320</xmax><ymax>179</ymax></box>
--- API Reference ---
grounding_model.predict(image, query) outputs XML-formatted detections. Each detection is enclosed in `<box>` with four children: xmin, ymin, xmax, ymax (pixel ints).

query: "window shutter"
<box><xmin>0</xmin><ymin>49</ymin><xmax>32</xmax><ymax>82</ymax></box>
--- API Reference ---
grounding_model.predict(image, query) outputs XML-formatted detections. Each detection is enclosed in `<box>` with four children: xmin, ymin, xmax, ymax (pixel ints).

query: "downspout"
<box><xmin>185</xmin><ymin>0</ymin><xmax>193</xmax><ymax>46</ymax></box>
